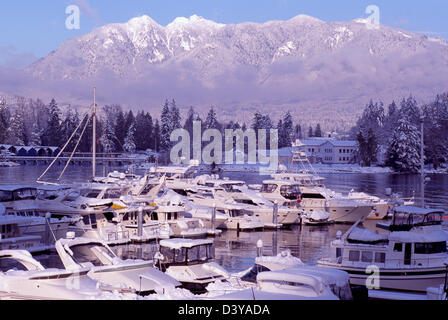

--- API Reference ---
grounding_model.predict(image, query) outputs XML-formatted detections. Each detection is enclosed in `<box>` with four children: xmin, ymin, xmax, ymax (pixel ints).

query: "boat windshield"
<box><xmin>160</xmin><ymin>244</ymin><xmax>214</xmax><ymax>265</ymax></box>
<box><xmin>0</xmin><ymin>188</ymin><xmax>38</xmax><ymax>202</ymax></box>
<box><xmin>0</xmin><ymin>190</ymin><xmax>13</xmax><ymax>202</ymax></box>
<box><xmin>80</xmin><ymin>189</ymin><xmax>102</xmax><ymax>199</ymax></box>
<box><xmin>221</xmin><ymin>183</ymin><xmax>244</xmax><ymax>193</ymax></box>
<box><xmin>280</xmin><ymin>185</ymin><xmax>301</xmax><ymax>200</ymax></box>
<box><xmin>261</xmin><ymin>184</ymin><xmax>277</xmax><ymax>193</ymax></box>
<box><xmin>240</xmin><ymin>264</ymin><xmax>271</xmax><ymax>283</ymax></box>
<box><xmin>104</xmin><ymin>189</ymin><xmax>123</xmax><ymax>199</ymax></box>
<box><xmin>69</xmin><ymin>243</ymin><xmax>116</xmax><ymax>267</ymax></box>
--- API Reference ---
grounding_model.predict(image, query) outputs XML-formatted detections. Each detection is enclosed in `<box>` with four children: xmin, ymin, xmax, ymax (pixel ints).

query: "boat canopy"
<box><xmin>159</xmin><ymin>238</ymin><xmax>214</xmax><ymax>250</ymax></box>
<box><xmin>390</xmin><ymin>206</ymin><xmax>445</xmax><ymax>231</ymax></box>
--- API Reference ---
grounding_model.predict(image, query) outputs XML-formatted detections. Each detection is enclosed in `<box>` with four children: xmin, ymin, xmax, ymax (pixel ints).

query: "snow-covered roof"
<box><xmin>347</xmin><ymin>228</ymin><xmax>389</xmax><ymax>243</ymax></box>
<box><xmin>389</xmin><ymin>226</ymin><xmax>448</xmax><ymax>243</ymax></box>
<box><xmin>394</xmin><ymin>206</ymin><xmax>445</xmax><ymax>215</ymax></box>
<box><xmin>295</xmin><ymin>138</ymin><xmax>357</xmax><ymax>148</ymax></box>
<box><xmin>159</xmin><ymin>238</ymin><xmax>214</xmax><ymax>249</ymax></box>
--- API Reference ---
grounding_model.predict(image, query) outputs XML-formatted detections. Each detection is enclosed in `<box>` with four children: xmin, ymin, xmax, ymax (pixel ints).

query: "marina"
<box><xmin>0</xmin><ymin>161</ymin><xmax>447</xmax><ymax>300</ymax></box>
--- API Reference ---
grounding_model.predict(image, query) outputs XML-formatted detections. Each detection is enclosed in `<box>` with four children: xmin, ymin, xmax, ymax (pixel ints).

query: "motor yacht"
<box><xmin>55</xmin><ymin>233</ymin><xmax>182</xmax><ymax>295</ymax></box>
<box><xmin>194</xmin><ymin>176</ymin><xmax>300</xmax><ymax>226</ymax></box>
<box><xmin>318</xmin><ymin>206</ymin><xmax>448</xmax><ymax>293</ymax></box>
<box><xmin>155</xmin><ymin>238</ymin><xmax>229</xmax><ymax>294</ymax></box>
<box><xmin>0</xmin><ymin>249</ymin><xmax>129</xmax><ymax>300</ymax></box>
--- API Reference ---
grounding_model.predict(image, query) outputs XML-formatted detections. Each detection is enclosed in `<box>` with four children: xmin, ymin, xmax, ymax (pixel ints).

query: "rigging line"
<box><xmin>58</xmin><ymin>111</ymin><xmax>93</xmax><ymax>181</ymax></box>
<box><xmin>36</xmin><ymin>107</ymin><xmax>92</xmax><ymax>183</ymax></box>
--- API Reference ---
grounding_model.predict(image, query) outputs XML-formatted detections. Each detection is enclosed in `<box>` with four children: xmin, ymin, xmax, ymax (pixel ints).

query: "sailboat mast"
<box><xmin>92</xmin><ymin>87</ymin><xmax>97</xmax><ymax>178</ymax></box>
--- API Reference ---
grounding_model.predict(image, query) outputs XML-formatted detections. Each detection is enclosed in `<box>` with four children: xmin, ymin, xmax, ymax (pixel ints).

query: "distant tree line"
<box><xmin>351</xmin><ymin>93</ymin><xmax>448</xmax><ymax>172</ymax></box>
<box><xmin>0</xmin><ymin>96</ymin><xmax>325</xmax><ymax>162</ymax></box>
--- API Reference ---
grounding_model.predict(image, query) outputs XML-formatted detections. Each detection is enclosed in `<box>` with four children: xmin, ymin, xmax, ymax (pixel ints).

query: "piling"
<box><xmin>212</xmin><ymin>203</ymin><xmax>216</xmax><ymax>230</ymax></box>
<box><xmin>138</xmin><ymin>207</ymin><xmax>143</xmax><ymax>238</ymax></box>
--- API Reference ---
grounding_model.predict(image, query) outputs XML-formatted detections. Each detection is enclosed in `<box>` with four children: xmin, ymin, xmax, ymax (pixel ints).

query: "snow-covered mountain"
<box><xmin>21</xmin><ymin>14</ymin><xmax>448</xmax><ymax>128</ymax></box>
<box><xmin>27</xmin><ymin>14</ymin><xmax>448</xmax><ymax>80</ymax></box>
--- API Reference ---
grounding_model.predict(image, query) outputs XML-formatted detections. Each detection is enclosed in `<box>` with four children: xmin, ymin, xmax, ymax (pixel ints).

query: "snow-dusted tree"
<box><xmin>183</xmin><ymin>106</ymin><xmax>195</xmax><ymax>136</ymax></box>
<box><xmin>30</xmin><ymin>123</ymin><xmax>43</xmax><ymax>146</ymax></box>
<box><xmin>6</xmin><ymin>109</ymin><xmax>26</xmax><ymax>145</ymax></box>
<box><xmin>43</xmin><ymin>99</ymin><xmax>62</xmax><ymax>147</ymax></box>
<box><xmin>204</xmin><ymin>106</ymin><xmax>220</xmax><ymax>130</ymax></box>
<box><xmin>123</xmin><ymin>123</ymin><xmax>136</xmax><ymax>153</ymax></box>
<box><xmin>399</xmin><ymin>96</ymin><xmax>421</xmax><ymax>126</ymax></box>
<box><xmin>153</xmin><ymin>119</ymin><xmax>161</xmax><ymax>152</ymax></box>
<box><xmin>160</xmin><ymin>100</ymin><xmax>172</xmax><ymax>151</ymax></box>
<box><xmin>114</xmin><ymin>108</ymin><xmax>126</xmax><ymax>151</ymax></box>
<box><xmin>386</xmin><ymin>118</ymin><xmax>422</xmax><ymax>173</ymax></box>
<box><xmin>170</xmin><ymin>99</ymin><xmax>182</xmax><ymax>131</ymax></box>
<box><xmin>0</xmin><ymin>98</ymin><xmax>9</xmax><ymax>143</ymax></box>
<box><xmin>278</xmin><ymin>111</ymin><xmax>293</xmax><ymax>148</ymax></box>
<box><xmin>100</xmin><ymin>116</ymin><xmax>117</xmax><ymax>153</ymax></box>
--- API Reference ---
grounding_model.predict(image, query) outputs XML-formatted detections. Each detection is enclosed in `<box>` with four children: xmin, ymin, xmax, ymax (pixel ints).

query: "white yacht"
<box><xmin>194</xmin><ymin>176</ymin><xmax>300</xmax><ymax>226</ymax></box>
<box><xmin>0</xmin><ymin>216</ymin><xmax>52</xmax><ymax>253</ymax></box>
<box><xmin>347</xmin><ymin>190</ymin><xmax>391</xmax><ymax>220</ymax></box>
<box><xmin>318</xmin><ymin>206</ymin><xmax>448</xmax><ymax>293</ymax></box>
<box><xmin>155</xmin><ymin>238</ymin><xmax>229</xmax><ymax>294</ymax></box>
<box><xmin>55</xmin><ymin>234</ymin><xmax>182</xmax><ymax>295</ymax></box>
<box><xmin>187</xmin><ymin>188</ymin><xmax>265</xmax><ymax>231</ymax></box>
<box><xmin>0</xmin><ymin>250</ymin><xmax>123</xmax><ymax>300</ymax></box>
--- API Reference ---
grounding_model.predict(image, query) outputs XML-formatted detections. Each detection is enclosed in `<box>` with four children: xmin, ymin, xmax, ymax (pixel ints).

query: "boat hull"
<box><xmin>318</xmin><ymin>262</ymin><xmax>447</xmax><ymax>293</ymax></box>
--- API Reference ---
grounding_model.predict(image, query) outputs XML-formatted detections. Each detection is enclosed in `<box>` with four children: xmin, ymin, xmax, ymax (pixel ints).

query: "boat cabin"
<box><xmin>158</xmin><ymin>239</ymin><xmax>215</xmax><ymax>269</ymax></box>
<box><xmin>0</xmin><ymin>186</ymin><xmax>38</xmax><ymax>202</ymax></box>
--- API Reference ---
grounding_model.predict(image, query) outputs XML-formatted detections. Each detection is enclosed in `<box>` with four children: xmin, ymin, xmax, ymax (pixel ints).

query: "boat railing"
<box><xmin>107</xmin><ymin>230</ymin><xmax>130</xmax><ymax>242</ymax></box>
<box><xmin>335</xmin><ymin>256</ymin><xmax>447</xmax><ymax>268</ymax></box>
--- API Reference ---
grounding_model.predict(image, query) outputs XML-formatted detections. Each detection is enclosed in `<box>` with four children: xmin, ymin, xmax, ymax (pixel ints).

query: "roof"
<box><xmin>295</xmin><ymin>138</ymin><xmax>357</xmax><ymax>148</ymax></box>
<box><xmin>0</xmin><ymin>185</ymin><xmax>37</xmax><ymax>191</ymax></box>
<box><xmin>159</xmin><ymin>238</ymin><xmax>214</xmax><ymax>249</ymax></box>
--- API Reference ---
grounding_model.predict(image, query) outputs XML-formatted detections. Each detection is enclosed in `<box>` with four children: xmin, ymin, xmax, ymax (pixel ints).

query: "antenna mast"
<box><xmin>92</xmin><ymin>87</ymin><xmax>97</xmax><ymax>178</ymax></box>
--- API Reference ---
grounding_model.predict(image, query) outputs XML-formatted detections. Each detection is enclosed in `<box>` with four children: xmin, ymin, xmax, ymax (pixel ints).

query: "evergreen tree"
<box><xmin>278</xmin><ymin>111</ymin><xmax>293</xmax><ymax>148</ymax></box>
<box><xmin>123</xmin><ymin>123</ymin><xmax>136</xmax><ymax>153</ymax></box>
<box><xmin>30</xmin><ymin>123</ymin><xmax>42</xmax><ymax>146</ymax></box>
<box><xmin>308</xmin><ymin>126</ymin><xmax>313</xmax><ymax>138</ymax></box>
<box><xmin>170</xmin><ymin>99</ymin><xmax>182</xmax><ymax>131</ymax></box>
<box><xmin>6</xmin><ymin>109</ymin><xmax>26</xmax><ymax>145</ymax></box>
<box><xmin>183</xmin><ymin>106</ymin><xmax>195</xmax><ymax>137</ymax></box>
<box><xmin>294</xmin><ymin>124</ymin><xmax>302</xmax><ymax>141</ymax></box>
<box><xmin>153</xmin><ymin>119</ymin><xmax>161</xmax><ymax>152</ymax></box>
<box><xmin>357</xmin><ymin>131</ymin><xmax>367</xmax><ymax>166</ymax></box>
<box><xmin>61</xmin><ymin>106</ymin><xmax>80</xmax><ymax>151</ymax></box>
<box><xmin>386</xmin><ymin>118</ymin><xmax>422</xmax><ymax>173</ymax></box>
<box><xmin>100</xmin><ymin>116</ymin><xmax>117</xmax><ymax>153</ymax></box>
<box><xmin>114</xmin><ymin>109</ymin><xmax>126</xmax><ymax>151</ymax></box>
<box><xmin>160</xmin><ymin>100</ymin><xmax>172</xmax><ymax>151</ymax></box>
<box><xmin>43</xmin><ymin>99</ymin><xmax>62</xmax><ymax>147</ymax></box>
<box><xmin>365</xmin><ymin>128</ymin><xmax>379</xmax><ymax>166</ymax></box>
<box><xmin>204</xmin><ymin>106</ymin><xmax>220</xmax><ymax>130</ymax></box>
<box><xmin>399</xmin><ymin>96</ymin><xmax>421</xmax><ymax>126</ymax></box>
<box><xmin>0</xmin><ymin>98</ymin><xmax>9</xmax><ymax>144</ymax></box>
<box><xmin>314</xmin><ymin>123</ymin><xmax>322</xmax><ymax>137</ymax></box>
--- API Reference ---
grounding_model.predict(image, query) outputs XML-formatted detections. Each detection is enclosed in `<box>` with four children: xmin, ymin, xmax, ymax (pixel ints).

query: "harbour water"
<box><xmin>1</xmin><ymin>164</ymin><xmax>447</xmax><ymax>273</ymax></box>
